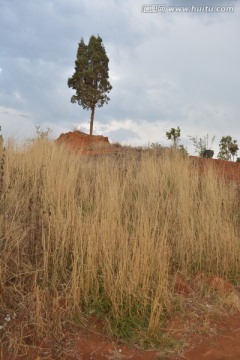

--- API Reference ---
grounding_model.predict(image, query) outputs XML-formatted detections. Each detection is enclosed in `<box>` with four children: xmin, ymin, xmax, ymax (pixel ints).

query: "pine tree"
<box><xmin>68</xmin><ymin>35</ymin><xmax>112</xmax><ymax>135</ymax></box>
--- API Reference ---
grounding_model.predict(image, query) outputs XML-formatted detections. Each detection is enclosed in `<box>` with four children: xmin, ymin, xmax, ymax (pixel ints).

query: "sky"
<box><xmin>0</xmin><ymin>0</ymin><xmax>239</xmax><ymax>156</ymax></box>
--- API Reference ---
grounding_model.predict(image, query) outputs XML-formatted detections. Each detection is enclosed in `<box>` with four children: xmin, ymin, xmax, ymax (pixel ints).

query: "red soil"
<box><xmin>2</xmin><ymin>305</ymin><xmax>240</xmax><ymax>359</ymax></box>
<box><xmin>56</xmin><ymin>131</ymin><xmax>120</xmax><ymax>156</ymax></box>
<box><xmin>71</xmin><ymin>315</ymin><xmax>240</xmax><ymax>360</ymax></box>
<box><xmin>190</xmin><ymin>156</ymin><xmax>240</xmax><ymax>186</ymax></box>
<box><xmin>171</xmin><ymin>314</ymin><xmax>240</xmax><ymax>360</ymax></box>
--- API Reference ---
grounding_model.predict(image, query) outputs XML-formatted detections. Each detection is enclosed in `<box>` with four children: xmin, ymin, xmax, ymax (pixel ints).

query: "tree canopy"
<box><xmin>68</xmin><ymin>35</ymin><xmax>112</xmax><ymax>135</ymax></box>
<box><xmin>166</xmin><ymin>126</ymin><xmax>181</xmax><ymax>147</ymax></box>
<box><xmin>218</xmin><ymin>136</ymin><xmax>239</xmax><ymax>161</ymax></box>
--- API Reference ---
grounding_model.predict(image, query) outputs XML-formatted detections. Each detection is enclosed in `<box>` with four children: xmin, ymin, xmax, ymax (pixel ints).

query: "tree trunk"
<box><xmin>90</xmin><ymin>106</ymin><xmax>95</xmax><ymax>136</ymax></box>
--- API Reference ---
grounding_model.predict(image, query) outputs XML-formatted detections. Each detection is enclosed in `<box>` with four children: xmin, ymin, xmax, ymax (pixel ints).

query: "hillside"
<box><xmin>0</xmin><ymin>136</ymin><xmax>240</xmax><ymax>359</ymax></box>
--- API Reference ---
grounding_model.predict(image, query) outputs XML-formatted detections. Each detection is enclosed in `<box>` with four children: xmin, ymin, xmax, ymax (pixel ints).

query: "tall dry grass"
<box><xmin>0</xmin><ymin>139</ymin><xmax>239</xmax><ymax>343</ymax></box>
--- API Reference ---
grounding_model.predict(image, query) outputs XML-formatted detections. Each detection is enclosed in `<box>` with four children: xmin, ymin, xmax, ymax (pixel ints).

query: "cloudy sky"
<box><xmin>0</xmin><ymin>0</ymin><xmax>239</xmax><ymax>156</ymax></box>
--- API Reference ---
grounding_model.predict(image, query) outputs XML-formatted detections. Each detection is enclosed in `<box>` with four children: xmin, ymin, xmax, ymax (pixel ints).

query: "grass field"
<box><xmin>0</xmin><ymin>139</ymin><xmax>240</xmax><ymax>356</ymax></box>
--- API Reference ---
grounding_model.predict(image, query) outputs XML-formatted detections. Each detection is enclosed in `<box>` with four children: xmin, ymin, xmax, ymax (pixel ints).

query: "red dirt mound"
<box><xmin>56</xmin><ymin>131</ymin><xmax>119</xmax><ymax>156</ymax></box>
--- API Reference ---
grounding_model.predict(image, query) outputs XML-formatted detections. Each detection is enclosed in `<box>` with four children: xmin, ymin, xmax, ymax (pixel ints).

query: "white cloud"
<box><xmin>0</xmin><ymin>106</ymin><xmax>35</xmax><ymax>140</ymax></box>
<box><xmin>13</xmin><ymin>91</ymin><xmax>24</xmax><ymax>101</ymax></box>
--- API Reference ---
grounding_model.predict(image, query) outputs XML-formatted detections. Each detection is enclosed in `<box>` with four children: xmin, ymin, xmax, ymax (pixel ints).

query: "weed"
<box><xmin>0</xmin><ymin>138</ymin><xmax>239</xmax><ymax>356</ymax></box>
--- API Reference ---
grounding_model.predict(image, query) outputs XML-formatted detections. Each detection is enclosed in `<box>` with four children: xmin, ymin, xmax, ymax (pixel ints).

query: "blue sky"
<box><xmin>0</xmin><ymin>0</ymin><xmax>239</xmax><ymax>156</ymax></box>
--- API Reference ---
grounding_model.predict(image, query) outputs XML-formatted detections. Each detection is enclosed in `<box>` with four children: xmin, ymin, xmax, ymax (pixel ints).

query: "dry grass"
<box><xmin>0</xmin><ymin>139</ymin><xmax>239</xmax><ymax>354</ymax></box>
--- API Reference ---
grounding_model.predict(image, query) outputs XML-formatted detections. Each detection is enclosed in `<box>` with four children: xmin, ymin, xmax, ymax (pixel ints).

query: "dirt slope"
<box><xmin>190</xmin><ymin>156</ymin><xmax>240</xmax><ymax>186</ymax></box>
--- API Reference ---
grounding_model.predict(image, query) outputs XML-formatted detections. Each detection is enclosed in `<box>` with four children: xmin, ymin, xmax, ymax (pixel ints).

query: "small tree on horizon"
<box><xmin>166</xmin><ymin>126</ymin><xmax>181</xmax><ymax>147</ymax></box>
<box><xmin>27</xmin><ymin>125</ymin><xmax>52</xmax><ymax>142</ymax></box>
<box><xmin>218</xmin><ymin>136</ymin><xmax>239</xmax><ymax>161</ymax></box>
<box><xmin>178</xmin><ymin>144</ymin><xmax>188</xmax><ymax>155</ymax></box>
<box><xmin>68</xmin><ymin>35</ymin><xmax>112</xmax><ymax>136</ymax></box>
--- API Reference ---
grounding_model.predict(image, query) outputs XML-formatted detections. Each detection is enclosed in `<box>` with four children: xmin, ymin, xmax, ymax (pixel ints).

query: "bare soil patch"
<box><xmin>1</xmin><ymin>309</ymin><xmax>240</xmax><ymax>359</ymax></box>
<box><xmin>55</xmin><ymin>131</ymin><xmax>120</xmax><ymax>156</ymax></box>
